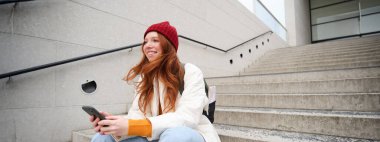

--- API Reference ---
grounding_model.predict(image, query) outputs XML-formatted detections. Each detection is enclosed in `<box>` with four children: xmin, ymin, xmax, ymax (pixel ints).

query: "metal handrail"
<box><xmin>0</xmin><ymin>0</ymin><xmax>34</xmax><ymax>5</ymax></box>
<box><xmin>178</xmin><ymin>35</ymin><xmax>225</xmax><ymax>52</ymax></box>
<box><xmin>0</xmin><ymin>31</ymin><xmax>272</xmax><ymax>79</ymax></box>
<box><xmin>179</xmin><ymin>31</ymin><xmax>272</xmax><ymax>53</ymax></box>
<box><xmin>0</xmin><ymin>43</ymin><xmax>141</xmax><ymax>79</ymax></box>
<box><xmin>226</xmin><ymin>31</ymin><xmax>272</xmax><ymax>52</ymax></box>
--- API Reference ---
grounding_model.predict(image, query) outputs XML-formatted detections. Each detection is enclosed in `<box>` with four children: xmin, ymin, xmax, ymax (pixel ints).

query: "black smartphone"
<box><xmin>82</xmin><ymin>106</ymin><xmax>106</xmax><ymax>120</ymax></box>
<box><xmin>82</xmin><ymin>106</ymin><xmax>120</xmax><ymax>141</ymax></box>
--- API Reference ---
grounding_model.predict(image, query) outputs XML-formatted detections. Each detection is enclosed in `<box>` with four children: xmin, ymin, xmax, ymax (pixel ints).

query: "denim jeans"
<box><xmin>91</xmin><ymin>126</ymin><xmax>205</xmax><ymax>142</ymax></box>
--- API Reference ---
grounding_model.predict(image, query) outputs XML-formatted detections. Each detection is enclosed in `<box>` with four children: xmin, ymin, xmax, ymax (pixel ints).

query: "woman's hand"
<box><xmin>98</xmin><ymin>115</ymin><xmax>129</xmax><ymax>137</ymax></box>
<box><xmin>89</xmin><ymin>111</ymin><xmax>112</xmax><ymax>133</ymax></box>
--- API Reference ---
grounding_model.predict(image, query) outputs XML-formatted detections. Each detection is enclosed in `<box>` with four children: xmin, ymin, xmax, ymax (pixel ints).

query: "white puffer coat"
<box><xmin>125</xmin><ymin>63</ymin><xmax>220</xmax><ymax>142</ymax></box>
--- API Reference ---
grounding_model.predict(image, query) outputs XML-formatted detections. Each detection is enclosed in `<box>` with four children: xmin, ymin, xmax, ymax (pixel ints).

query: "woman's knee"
<box><xmin>160</xmin><ymin>127</ymin><xmax>204</xmax><ymax>142</ymax></box>
<box><xmin>91</xmin><ymin>133</ymin><xmax>115</xmax><ymax>142</ymax></box>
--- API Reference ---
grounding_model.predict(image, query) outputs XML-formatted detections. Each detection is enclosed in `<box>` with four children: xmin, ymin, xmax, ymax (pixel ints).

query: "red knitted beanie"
<box><xmin>144</xmin><ymin>21</ymin><xmax>179</xmax><ymax>52</ymax></box>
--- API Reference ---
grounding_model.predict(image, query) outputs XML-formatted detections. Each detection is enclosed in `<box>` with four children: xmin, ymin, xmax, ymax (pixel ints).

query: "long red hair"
<box><xmin>124</xmin><ymin>33</ymin><xmax>184</xmax><ymax>115</ymax></box>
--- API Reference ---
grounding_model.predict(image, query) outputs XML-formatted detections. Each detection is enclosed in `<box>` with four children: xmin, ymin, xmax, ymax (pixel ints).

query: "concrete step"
<box><xmin>247</xmin><ymin>57</ymin><xmax>380</xmax><ymax>72</ymax></box>
<box><xmin>285</xmin><ymin>35</ymin><xmax>380</xmax><ymax>49</ymax></box>
<box><xmin>206</xmin><ymin>67</ymin><xmax>380</xmax><ymax>85</ymax></box>
<box><xmin>266</xmin><ymin>42</ymin><xmax>380</xmax><ymax>58</ymax></box>
<box><xmin>214</xmin><ymin>107</ymin><xmax>380</xmax><ymax>140</ymax></box>
<box><xmin>269</xmin><ymin>41</ymin><xmax>380</xmax><ymax>52</ymax></box>
<box><xmin>215</xmin><ymin>124</ymin><xmax>379</xmax><ymax>142</ymax></box>
<box><xmin>274</xmin><ymin>35</ymin><xmax>380</xmax><ymax>47</ymax></box>
<box><xmin>243</xmin><ymin>60</ymin><xmax>380</xmax><ymax>75</ymax></box>
<box><xmin>72</xmin><ymin>114</ymin><xmax>128</xmax><ymax>142</ymax></box>
<box><xmin>216</xmin><ymin>93</ymin><xmax>380</xmax><ymax>112</ymax></box>
<box><xmin>258</xmin><ymin>48</ymin><xmax>380</xmax><ymax>66</ymax></box>
<box><xmin>268</xmin><ymin>36</ymin><xmax>380</xmax><ymax>56</ymax></box>
<box><xmin>256</xmin><ymin>49</ymin><xmax>380</xmax><ymax>66</ymax></box>
<box><xmin>252</xmin><ymin>58</ymin><xmax>380</xmax><ymax>69</ymax></box>
<box><xmin>72</xmin><ymin>129</ymin><xmax>94</xmax><ymax>142</ymax></box>
<box><xmin>215</xmin><ymin>77</ymin><xmax>380</xmax><ymax>94</ymax></box>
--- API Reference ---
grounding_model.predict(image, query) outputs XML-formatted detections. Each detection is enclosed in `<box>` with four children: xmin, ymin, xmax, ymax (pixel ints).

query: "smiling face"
<box><xmin>143</xmin><ymin>32</ymin><xmax>163</xmax><ymax>62</ymax></box>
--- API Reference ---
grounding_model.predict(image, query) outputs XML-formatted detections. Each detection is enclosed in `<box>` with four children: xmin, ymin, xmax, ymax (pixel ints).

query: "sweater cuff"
<box><xmin>128</xmin><ymin>119</ymin><xmax>152</xmax><ymax>137</ymax></box>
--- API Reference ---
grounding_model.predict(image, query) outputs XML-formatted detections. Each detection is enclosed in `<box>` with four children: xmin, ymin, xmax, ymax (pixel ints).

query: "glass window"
<box><xmin>312</xmin><ymin>18</ymin><xmax>359</xmax><ymax>41</ymax></box>
<box><xmin>311</xmin><ymin>0</ymin><xmax>359</xmax><ymax>25</ymax></box>
<box><xmin>360</xmin><ymin>0</ymin><xmax>380</xmax><ymax>33</ymax></box>
<box><xmin>361</xmin><ymin>0</ymin><xmax>380</xmax><ymax>15</ymax></box>
<box><xmin>238</xmin><ymin>0</ymin><xmax>287</xmax><ymax>41</ymax></box>
<box><xmin>310</xmin><ymin>0</ymin><xmax>348</xmax><ymax>9</ymax></box>
<box><xmin>254</xmin><ymin>0</ymin><xmax>287</xmax><ymax>40</ymax></box>
<box><xmin>310</xmin><ymin>0</ymin><xmax>380</xmax><ymax>42</ymax></box>
<box><xmin>361</xmin><ymin>14</ymin><xmax>380</xmax><ymax>34</ymax></box>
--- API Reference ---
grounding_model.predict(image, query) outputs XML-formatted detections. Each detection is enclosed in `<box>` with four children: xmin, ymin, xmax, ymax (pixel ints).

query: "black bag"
<box><xmin>179</xmin><ymin>63</ymin><xmax>215</xmax><ymax>123</ymax></box>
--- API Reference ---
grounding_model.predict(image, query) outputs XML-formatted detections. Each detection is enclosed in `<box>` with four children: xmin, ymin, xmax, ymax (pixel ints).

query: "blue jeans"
<box><xmin>91</xmin><ymin>126</ymin><xmax>205</xmax><ymax>142</ymax></box>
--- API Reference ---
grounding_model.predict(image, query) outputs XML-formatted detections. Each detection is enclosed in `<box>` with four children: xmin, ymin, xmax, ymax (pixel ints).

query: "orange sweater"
<box><xmin>128</xmin><ymin>119</ymin><xmax>152</xmax><ymax>137</ymax></box>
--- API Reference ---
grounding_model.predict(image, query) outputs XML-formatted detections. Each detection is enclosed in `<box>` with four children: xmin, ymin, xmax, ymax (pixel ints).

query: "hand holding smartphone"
<box><xmin>82</xmin><ymin>106</ymin><xmax>121</xmax><ymax>141</ymax></box>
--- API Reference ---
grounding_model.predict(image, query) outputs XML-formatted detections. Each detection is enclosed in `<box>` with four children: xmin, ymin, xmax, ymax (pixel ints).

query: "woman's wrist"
<box><xmin>127</xmin><ymin>119</ymin><xmax>152</xmax><ymax>137</ymax></box>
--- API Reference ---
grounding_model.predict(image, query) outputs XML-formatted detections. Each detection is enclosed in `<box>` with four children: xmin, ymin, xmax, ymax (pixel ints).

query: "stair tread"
<box><xmin>243</xmin><ymin>66</ymin><xmax>380</xmax><ymax>76</ymax></box>
<box><xmin>214</xmin><ymin>124</ymin><xmax>379</xmax><ymax>142</ymax></box>
<box><xmin>270</xmin><ymin>37</ymin><xmax>380</xmax><ymax>52</ymax></box>
<box><xmin>207</xmin><ymin>66</ymin><xmax>380</xmax><ymax>80</ymax></box>
<box><xmin>216</xmin><ymin>92</ymin><xmax>380</xmax><ymax>96</ymax></box>
<box><xmin>254</xmin><ymin>55</ymin><xmax>380</xmax><ymax>67</ymax></box>
<box><xmin>266</xmin><ymin>44</ymin><xmax>380</xmax><ymax>57</ymax></box>
<box><xmin>216</xmin><ymin>106</ymin><xmax>380</xmax><ymax>118</ymax></box>
<box><xmin>215</xmin><ymin>93</ymin><xmax>380</xmax><ymax>112</ymax></box>
<box><xmin>246</xmin><ymin>60</ymin><xmax>380</xmax><ymax>71</ymax></box>
<box><xmin>73</xmin><ymin>129</ymin><xmax>95</xmax><ymax>138</ymax></box>
<box><xmin>265</xmin><ymin>46</ymin><xmax>380</xmax><ymax>59</ymax></box>
<box><xmin>214</xmin><ymin>77</ymin><xmax>380</xmax><ymax>85</ymax></box>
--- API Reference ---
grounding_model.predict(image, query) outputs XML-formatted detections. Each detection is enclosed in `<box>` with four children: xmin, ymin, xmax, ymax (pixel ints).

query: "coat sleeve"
<box><xmin>147</xmin><ymin>63</ymin><xmax>208</xmax><ymax>140</ymax></box>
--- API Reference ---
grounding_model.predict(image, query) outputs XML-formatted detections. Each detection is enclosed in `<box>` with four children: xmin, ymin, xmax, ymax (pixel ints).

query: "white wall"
<box><xmin>0</xmin><ymin>0</ymin><xmax>287</xmax><ymax>141</ymax></box>
<box><xmin>285</xmin><ymin>0</ymin><xmax>311</xmax><ymax>46</ymax></box>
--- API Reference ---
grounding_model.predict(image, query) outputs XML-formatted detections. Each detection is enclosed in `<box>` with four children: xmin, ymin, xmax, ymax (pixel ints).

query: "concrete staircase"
<box><xmin>207</xmin><ymin>35</ymin><xmax>380</xmax><ymax>141</ymax></box>
<box><xmin>72</xmin><ymin>36</ymin><xmax>380</xmax><ymax>142</ymax></box>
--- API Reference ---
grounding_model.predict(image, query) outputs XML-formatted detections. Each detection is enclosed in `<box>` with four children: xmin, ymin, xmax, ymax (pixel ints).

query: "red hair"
<box><xmin>124</xmin><ymin>33</ymin><xmax>184</xmax><ymax>115</ymax></box>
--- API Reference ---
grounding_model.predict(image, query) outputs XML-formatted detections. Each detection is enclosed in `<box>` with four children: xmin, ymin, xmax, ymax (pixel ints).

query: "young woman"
<box><xmin>90</xmin><ymin>21</ymin><xmax>220</xmax><ymax>142</ymax></box>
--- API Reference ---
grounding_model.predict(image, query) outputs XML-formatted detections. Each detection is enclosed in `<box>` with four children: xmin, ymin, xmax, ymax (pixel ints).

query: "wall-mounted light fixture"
<box><xmin>81</xmin><ymin>80</ymin><xmax>97</xmax><ymax>94</ymax></box>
